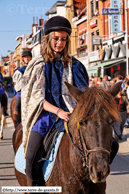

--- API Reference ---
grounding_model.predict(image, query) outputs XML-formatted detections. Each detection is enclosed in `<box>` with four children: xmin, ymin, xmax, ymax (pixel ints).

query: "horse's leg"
<box><xmin>0</xmin><ymin>114</ymin><xmax>4</xmax><ymax>140</ymax></box>
<box><xmin>3</xmin><ymin>117</ymin><xmax>7</xmax><ymax>129</ymax></box>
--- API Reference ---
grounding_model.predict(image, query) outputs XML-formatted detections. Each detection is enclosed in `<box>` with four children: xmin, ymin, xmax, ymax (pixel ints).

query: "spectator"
<box><xmin>114</xmin><ymin>87</ymin><xmax>129</xmax><ymax>140</ymax></box>
<box><xmin>99</xmin><ymin>75</ymin><xmax>113</xmax><ymax>90</ymax></box>
<box><xmin>97</xmin><ymin>77</ymin><xmax>102</xmax><ymax>84</ymax></box>
<box><xmin>0</xmin><ymin>72</ymin><xmax>3</xmax><ymax>84</ymax></box>
<box><xmin>0</xmin><ymin>73</ymin><xmax>8</xmax><ymax>116</ymax></box>
<box><xmin>115</xmin><ymin>74</ymin><xmax>125</xmax><ymax>89</ymax></box>
<box><xmin>89</xmin><ymin>79</ymin><xmax>95</xmax><ymax>87</ymax></box>
<box><xmin>123</xmin><ymin>79</ymin><xmax>129</xmax><ymax>127</ymax></box>
<box><xmin>110</xmin><ymin>78</ymin><xmax>116</xmax><ymax>85</ymax></box>
<box><xmin>7</xmin><ymin>83</ymin><xmax>11</xmax><ymax>92</ymax></box>
<box><xmin>94</xmin><ymin>77</ymin><xmax>99</xmax><ymax>86</ymax></box>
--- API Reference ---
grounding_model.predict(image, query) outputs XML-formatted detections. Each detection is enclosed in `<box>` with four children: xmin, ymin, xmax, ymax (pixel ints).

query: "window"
<box><xmin>96</xmin><ymin>30</ymin><xmax>99</xmax><ymax>36</ymax></box>
<box><xmin>90</xmin><ymin>0</ymin><xmax>99</xmax><ymax>18</ymax></box>
<box><xmin>108</xmin><ymin>16</ymin><xmax>112</xmax><ymax>37</ymax></box>
<box><xmin>91</xmin><ymin>32</ymin><xmax>95</xmax><ymax>51</ymax></box>
<box><xmin>96</xmin><ymin>0</ymin><xmax>99</xmax><ymax>11</ymax></box>
<box><xmin>90</xmin><ymin>1</ymin><xmax>94</xmax><ymax>18</ymax></box>
<box><xmin>96</xmin><ymin>30</ymin><xmax>100</xmax><ymax>50</ymax></box>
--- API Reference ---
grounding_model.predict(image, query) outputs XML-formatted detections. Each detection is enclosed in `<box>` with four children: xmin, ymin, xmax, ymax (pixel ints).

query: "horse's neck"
<box><xmin>64</xmin><ymin>125</ymin><xmax>89</xmax><ymax>178</ymax></box>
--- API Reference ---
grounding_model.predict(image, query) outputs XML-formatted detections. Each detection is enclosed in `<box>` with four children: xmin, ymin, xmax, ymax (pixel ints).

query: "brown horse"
<box><xmin>10</xmin><ymin>95</ymin><xmax>17</xmax><ymax>128</ymax></box>
<box><xmin>12</xmin><ymin>82</ymin><xmax>121</xmax><ymax>194</ymax></box>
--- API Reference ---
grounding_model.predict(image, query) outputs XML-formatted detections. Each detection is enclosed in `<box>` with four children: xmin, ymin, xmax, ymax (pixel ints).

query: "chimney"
<box><xmin>36</xmin><ymin>17</ymin><xmax>38</xmax><ymax>25</ymax></box>
<box><xmin>39</xmin><ymin>15</ymin><xmax>44</xmax><ymax>26</ymax></box>
<box><xmin>32</xmin><ymin>17</ymin><xmax>35</xmax><ymax>25</ymax></box>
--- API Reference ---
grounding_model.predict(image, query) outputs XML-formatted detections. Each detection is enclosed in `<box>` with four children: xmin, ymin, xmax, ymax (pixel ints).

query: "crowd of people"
<box><xmin>89</xmin><ymin>74</ymin><xmax>129</xmax><ymax>141</ymax></box>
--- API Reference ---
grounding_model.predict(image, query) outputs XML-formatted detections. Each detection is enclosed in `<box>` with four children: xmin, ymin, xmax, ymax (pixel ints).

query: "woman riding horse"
<box><xmin>21</xmin><ymin>16</ymin><xmax>119</xmax><ymax>188</ymax></box>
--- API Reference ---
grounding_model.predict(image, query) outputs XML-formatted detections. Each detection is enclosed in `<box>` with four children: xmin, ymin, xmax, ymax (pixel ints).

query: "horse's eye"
<box><xmin>108</xmin><ymin>117</ymin><xmax>115</xmax><ymax>125</ymax></box>
<box><xmin>79</xmin><ymin>122</ymin><xmax>85</xmax><ymax>127</ymax></box>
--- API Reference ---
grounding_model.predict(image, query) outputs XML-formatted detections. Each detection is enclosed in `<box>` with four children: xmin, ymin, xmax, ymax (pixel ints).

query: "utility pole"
<box><xmin>125</xmin><ymin>0</ymin><xmax>128</xmax><ymax>75</ymax></box>
<box><xmin>87</xmin><ymin>0</ymin><xmax>89</xmax><ymax>66</ymax></box>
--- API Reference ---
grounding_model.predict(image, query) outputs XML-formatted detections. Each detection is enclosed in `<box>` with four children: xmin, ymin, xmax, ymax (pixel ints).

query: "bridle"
<box><xmin>64</xmin><ymin>121</ymin><xmax>111</xmax><ymax>168</ymax></box>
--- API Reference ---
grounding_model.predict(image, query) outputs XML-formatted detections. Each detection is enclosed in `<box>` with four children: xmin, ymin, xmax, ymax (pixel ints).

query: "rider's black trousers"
<box><xmin>26</xmin><ymin>131</ymin><xmax>44</xmax><ymax>181</ymax></box>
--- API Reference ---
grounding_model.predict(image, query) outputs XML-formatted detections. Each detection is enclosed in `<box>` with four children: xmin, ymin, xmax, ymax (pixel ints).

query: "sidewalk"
<box><xmin>124</xmin><ymin>127</ymin><xmax>129</xmax><ymax>145</ymax></box>
<box><xmin>117</xmin><ymin>127</ymin><xmax>129</xmax><ymax>162</ymax></box>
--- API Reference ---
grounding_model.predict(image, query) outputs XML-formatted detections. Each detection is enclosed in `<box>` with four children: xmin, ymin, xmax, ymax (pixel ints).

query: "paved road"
<box><xmin>0</xmin><ymin>92</ymin><xmax>129</xmax><ymax>194</ymax></box>
<box><xmin>106</xmin><ymin>128</ymin><xmax>129</xmax><ymax>194</ymax></box>
<box><xmin>0</xmin><ymin>92</ymin><xmax>18</xmax><ymax>192</ymax></box>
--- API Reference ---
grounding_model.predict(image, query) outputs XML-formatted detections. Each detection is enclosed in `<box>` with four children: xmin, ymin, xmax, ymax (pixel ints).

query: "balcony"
<box><xmin>77</xmin><ymin>45</ymin><xmax>88</xmax><ymax>58</ymax></box>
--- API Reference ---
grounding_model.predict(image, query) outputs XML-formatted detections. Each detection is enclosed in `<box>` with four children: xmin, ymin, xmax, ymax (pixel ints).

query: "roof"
<box><xmin>2</xmin><ymin>57</ymin><xmax>9</xmax><ymax>62</ymax></box>
<box><xmin>45</xmin><ymin>1</ymin><xmax>66</xmax><ymax>15</ymax></box>
<box><xmin>15</xmin><ymin>36</ymin><xmax>22</xmax><ymax>41</ymax></box>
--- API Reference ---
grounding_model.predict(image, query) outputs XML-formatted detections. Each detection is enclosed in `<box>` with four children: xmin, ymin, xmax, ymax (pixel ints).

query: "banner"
<box><xmin>111</xmin><ymin>0</ymin><xmax>121</xmax><ymax>33</ymax></box>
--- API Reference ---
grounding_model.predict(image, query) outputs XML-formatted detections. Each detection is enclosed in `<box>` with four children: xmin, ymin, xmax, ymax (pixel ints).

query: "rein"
<box><xmin>64</xmin><ymin>121</ymin><xmax>111</xmax><ymax>168</ymax></box>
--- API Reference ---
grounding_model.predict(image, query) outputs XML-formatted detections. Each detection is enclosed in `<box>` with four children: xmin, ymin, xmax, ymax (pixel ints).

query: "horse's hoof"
<box><xmin>0</xmin><ymin>136</ymin><xmax>3</xmax><ymax>140</ymax></box>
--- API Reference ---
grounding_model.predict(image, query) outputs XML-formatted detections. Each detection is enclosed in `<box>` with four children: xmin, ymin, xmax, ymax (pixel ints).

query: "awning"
<box><xmin>87</xmin><ymin>69</ymin><xmax>97</xmax><ymax>74</ymax></box>
<box><xmin>89</xmin><ymin>58</ymin><xmax>125</xmax><ymax>70</ymax></box>
<box><xmin>87</xmin><ymin>67</ymin><xmax>98</xmax><ymax>74</ymax></box>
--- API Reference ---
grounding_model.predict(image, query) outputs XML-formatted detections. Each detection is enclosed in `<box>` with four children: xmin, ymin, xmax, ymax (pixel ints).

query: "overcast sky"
<box><xmin>0</xmin><ymin>0</ymin><xmax>56</xmax><ymax>57</ymax></box>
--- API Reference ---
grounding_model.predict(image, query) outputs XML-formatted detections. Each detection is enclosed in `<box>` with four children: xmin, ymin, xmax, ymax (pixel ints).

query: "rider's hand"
<box><xmin>57</xmin><ymin>109</ymin><xmax>70</xmax><ymax>121</ymax></box>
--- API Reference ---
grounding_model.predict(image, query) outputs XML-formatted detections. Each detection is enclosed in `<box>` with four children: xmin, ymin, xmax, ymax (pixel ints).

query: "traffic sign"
<box><xmin>102</xmin><ymin>9</ymin><xmax>124</xmax><ymax>15</ymax></box>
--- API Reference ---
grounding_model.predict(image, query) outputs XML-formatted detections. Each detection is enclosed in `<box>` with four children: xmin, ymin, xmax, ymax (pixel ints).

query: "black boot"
<box><xmin>3</xmin><ymin>110</ymin><xmax>9</xmax><ymax>117</ymax></box>
<box><xmin>26</xmin><ymin>175</ymin><xmax>40</xmax><ymax>186</ymax></box>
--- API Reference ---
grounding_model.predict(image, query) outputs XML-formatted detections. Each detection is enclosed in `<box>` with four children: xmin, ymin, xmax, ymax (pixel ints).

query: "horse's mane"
<box><xmin>74</xmin><ymin>86</ymin><xmax>119</xmax><ymax>122</ymax></box>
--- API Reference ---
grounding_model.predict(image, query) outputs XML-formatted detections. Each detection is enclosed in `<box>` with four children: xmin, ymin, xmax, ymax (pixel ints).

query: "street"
<box><xmin>0</xmin><ymin>93</ymin><xmax>129</xmax><ymax>194</ymax></box>
<box><xmin>0</xmin><ymin>92</ymin><xmax>19</xmax><ymax>191</ymax></box>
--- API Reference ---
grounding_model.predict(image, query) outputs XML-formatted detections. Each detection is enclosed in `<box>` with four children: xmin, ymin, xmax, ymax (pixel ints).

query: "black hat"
<box><xmin>22</xmin><ymin>50</ymin><xmax>32</xmax><ymax>58</ymax></box>
<box><xmin>44</xmin><ymin>16</ymin><xmax>72</xmax><ymax>35</ymax></box>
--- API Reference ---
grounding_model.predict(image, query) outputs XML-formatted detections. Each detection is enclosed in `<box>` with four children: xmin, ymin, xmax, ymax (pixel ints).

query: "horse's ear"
<box><xmin>65</xmin><ymin>82</ymin><xmax>83</xmax><ymax>102</ymax></box>
<box><xmin>107</xmin><ymin>82</ymin><xmax>122</xmax><ymax>97</ymax></box>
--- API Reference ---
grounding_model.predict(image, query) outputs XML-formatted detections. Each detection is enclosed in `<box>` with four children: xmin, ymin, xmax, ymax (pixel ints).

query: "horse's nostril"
<box><xmin>89</xmin><ymin>165</ymin><xmax>96</xmax><ymax>178</ymax></box>
<box><xmin>97</xmin><ymin>171</ymin><xmax>101</xmax><ymax>178</ymax></box>
<box><xmin>89</xmin><ymin>166</ymin><xmax>93</xmax><ymax>173</ymax></box>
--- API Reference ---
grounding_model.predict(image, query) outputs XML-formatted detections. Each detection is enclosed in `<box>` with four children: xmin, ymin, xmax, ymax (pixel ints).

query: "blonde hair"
<box><xmin>42</xmin><ymin>31</ymin><xmax>71</xmax><ymax>67</ymax></box>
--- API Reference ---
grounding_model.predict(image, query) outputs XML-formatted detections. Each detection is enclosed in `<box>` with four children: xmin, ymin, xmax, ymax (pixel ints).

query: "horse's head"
<box><xmin>65</xmin><ymin>82</ymin><xmax>121</xmax><ymax>183</ymax></box>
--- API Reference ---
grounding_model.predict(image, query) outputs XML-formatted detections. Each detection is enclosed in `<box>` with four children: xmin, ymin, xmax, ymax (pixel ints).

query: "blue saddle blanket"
<box><xmin>15</xmin><ymin>132</ymin><xmax>64</xmax><ymax>182</ymax></box>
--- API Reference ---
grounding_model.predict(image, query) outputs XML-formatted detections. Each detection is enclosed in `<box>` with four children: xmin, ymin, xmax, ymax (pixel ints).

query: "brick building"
<box><xmin>74</xmin><ymin>0</ymin><xmax>129</xmax><ymax>78</ymax></box>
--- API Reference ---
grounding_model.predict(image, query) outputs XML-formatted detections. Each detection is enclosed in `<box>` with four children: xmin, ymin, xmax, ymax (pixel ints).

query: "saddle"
<box><xmin>39</xmin><ymin>126</ymin><xmax>61</xmax><ymax>162</ymax></box>
<box><xmin>15</xmin><ymin>126</ymin><xmax>64</xmax><ymax>182</ymax></box>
